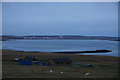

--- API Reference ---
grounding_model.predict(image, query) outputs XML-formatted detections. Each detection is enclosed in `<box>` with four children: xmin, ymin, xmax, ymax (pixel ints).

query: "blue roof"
<box><xmin>19</xmin><ymin>61</ymin><xmax>32</xmax><ymax>65</ymax></box>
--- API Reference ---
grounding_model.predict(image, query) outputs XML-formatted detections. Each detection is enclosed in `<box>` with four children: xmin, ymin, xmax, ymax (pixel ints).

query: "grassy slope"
<box><xmin>2</xmin><ymin>50</ymin><xmax>119</xmax><ymax>78</ymax></box>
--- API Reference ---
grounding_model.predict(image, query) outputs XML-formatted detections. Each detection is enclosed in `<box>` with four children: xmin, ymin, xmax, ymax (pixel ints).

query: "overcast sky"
<box><xmin>2</xmin><ymin>2</ymin><xmax>118</xmax><ymax>37</ymax></box>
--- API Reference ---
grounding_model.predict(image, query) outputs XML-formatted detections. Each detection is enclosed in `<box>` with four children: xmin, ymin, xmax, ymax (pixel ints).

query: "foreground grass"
<box><xmin>2</xmin><ymin>50</ymin><xmax>119</xmax><ymax>78</ymax></box>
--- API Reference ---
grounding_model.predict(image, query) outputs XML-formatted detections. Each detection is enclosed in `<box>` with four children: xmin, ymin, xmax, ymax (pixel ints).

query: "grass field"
<box><xmin>2</xmin><ymin>50</ymin><xmax>119</xmax><ymax>78</ymax></box>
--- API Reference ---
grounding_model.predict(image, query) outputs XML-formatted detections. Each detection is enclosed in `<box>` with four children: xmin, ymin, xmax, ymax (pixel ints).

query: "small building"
<box><xmin>37</xmin><ymin>61</ymin><xmax>49</xmax><ymax>66</ymax></box>
<box><xmin>18</xmin><ymin>56</ymin><xmax>38</xmax><ymax>65</ymax></box>
<box><xmin>47</xmin><ymin>58</ymin><xmax>72</xmax><ymax>66</ymax></box>
<box><xmin>14</xmin><ymin>58</ymin><xmax>21</xmax><ymax>61</ymax></box>
<box><xmin>24</xmin><ymin>56</ymin><xmax>38</xmax><ymax>62</ymax></box>
<box><xmin>19</xmin><ymin>61</ymin><xmax>32</xmax><ymax>65</ymax></box>
<box><xmin>86</xmin><ymin>64</ymin><xmax>93</xmax><ymax>67</ymax></box>
<box><xmin>72</xmin><ymin>62</ymin><xmax>81</xmax><ymax>67</ymax></box>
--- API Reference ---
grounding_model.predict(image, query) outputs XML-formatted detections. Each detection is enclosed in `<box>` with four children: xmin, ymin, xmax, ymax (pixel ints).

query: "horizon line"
<box><xmin>2</xmin><ymin>0</ymin><xmax>120</xmax><ymax>2</ymax></box>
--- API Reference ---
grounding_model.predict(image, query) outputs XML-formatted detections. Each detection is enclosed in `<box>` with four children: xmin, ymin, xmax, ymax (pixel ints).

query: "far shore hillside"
<box><xmin>1</xmin><ymin>35</ymin><xmax>120</xmax><ymax>41</ymax></box>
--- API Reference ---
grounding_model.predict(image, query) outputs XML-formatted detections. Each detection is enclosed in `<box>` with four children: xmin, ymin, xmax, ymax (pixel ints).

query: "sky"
<box><xmin>2</xmin><ymin>2</ymin><xmax>118</xmax><ymax>37</ymax></box>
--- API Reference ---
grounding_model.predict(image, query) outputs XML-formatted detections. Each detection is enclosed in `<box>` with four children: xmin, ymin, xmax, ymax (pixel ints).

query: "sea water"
<box><xmin>2</xmin><ymin>40</ymin><xmax>119</xmax><ymax>57</ymax></box>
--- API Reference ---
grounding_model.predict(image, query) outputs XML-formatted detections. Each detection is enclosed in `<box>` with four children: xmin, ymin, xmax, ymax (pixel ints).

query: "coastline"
<box><xmin>1</xmin><ymin>49</ymin><xmax>118</xmax><ymax>57</ymax></box>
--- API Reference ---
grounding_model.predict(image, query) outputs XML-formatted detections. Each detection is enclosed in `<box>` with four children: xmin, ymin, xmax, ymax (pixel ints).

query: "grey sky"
<box><xmin>2</xmin><ymin>2</ymin><xmax>118</xmax><ymax>37</ymax></box>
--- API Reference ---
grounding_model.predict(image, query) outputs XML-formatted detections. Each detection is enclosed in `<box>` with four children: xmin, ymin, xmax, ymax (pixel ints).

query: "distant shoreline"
<box><xmin>1</xmin><ymin>35</ymin><xmax>120</xmax><ymax>41</ymax></box>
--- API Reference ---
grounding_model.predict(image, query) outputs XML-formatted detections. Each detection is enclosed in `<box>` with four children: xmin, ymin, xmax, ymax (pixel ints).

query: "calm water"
<box><xmin>2</xmin><ymin>40</ymin><xmax>119</xmax><ymax>57</ymax></box>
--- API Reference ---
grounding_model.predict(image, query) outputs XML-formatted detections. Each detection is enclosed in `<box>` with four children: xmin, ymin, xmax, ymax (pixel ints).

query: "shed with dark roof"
<box><xmin>47</xmin><ymin>58</ymin><xmax>72</xmax><ymax>66</ymax></box>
